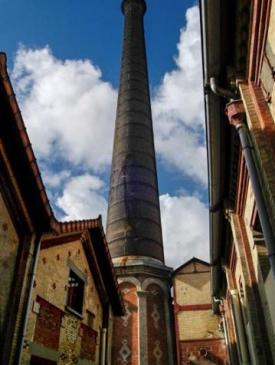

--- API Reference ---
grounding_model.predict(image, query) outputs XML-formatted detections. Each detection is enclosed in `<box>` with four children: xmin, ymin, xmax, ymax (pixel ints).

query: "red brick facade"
<box><xmin>111</xmin><ymin>282</ymin><xmax>138</xmax><ymax>365</ymax></box>
<box><xmin>180</xmin><ymin>339</ymin><xmax>228</xmax><ymax>365</ymax></box>
<box><xmin>34</xmin><ymin>296</ymin><xmax>63</xmax><ymax>350</ymax></box>
<box><xmin>147</xmin><ymin>284</ymin><xmax>169</xmax><ymax>365</ymax></box>
<box><xmin>80</xmin><ymin>323</ymin><xmax>98</xmax><ymax>361</ymax></box>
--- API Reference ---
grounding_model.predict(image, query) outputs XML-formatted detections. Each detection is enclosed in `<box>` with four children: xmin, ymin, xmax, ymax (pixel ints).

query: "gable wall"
<box><xmin>22</xmin><ymin>239</ymin><xmax>104</xmax><ymax>365</ymax></box>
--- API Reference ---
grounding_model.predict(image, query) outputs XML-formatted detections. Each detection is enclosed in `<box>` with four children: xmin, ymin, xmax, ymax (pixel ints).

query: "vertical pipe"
<box><xmin>230</xmin><ymin>290</ymin><xmax>250</xmax><ymax>365</ymax></box>
<box><xmin>100</xmin><ymin>328</ymin><xmax>107</xmax><ymax>365</ymax></box>
<box><xmin>17</xmin><ymin>233</ymin><xmax>42</xmax><ymax>365</ymax></box>
<box><xmin>236</xmin><ymin>124</ymin><xmax>275</xmax><ymax>276</ymax></box>
<box><xmin>100</xmin><ymin>304</ymin><xmax>109</xmax><ymax>365</ymax></box>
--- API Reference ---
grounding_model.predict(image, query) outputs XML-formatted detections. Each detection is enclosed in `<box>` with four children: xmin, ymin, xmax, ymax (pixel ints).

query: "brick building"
<box><xmin>201</xmin><ymin>0</ymin><xmax>275</xmax><ymax>364</ymax></box>
<box><xmin>21</xmin><ymin>223</ymin><xmax>124</xmax><ymax>365</ymax></box>
<box><xmin>173</xmin><ymin>258</ymin><xmax>228</xmax><ymax>365</ymax></box>
<box><xmin>0</xmin><ymin>52</ymin><xmax>124</xmax><ymax>365</ymax></box>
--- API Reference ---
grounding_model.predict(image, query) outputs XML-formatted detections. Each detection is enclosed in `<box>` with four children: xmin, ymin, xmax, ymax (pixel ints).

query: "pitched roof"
<box><xmin>0</xmin><ymin>53</ymin><xmax>104</xmax><ymax>234</ymax></box>
<box><xmin>42</xmin><ymin>217</ymin><xmax>124</xmax><ymax>316</ymax></box>
<box><xmin>0</xmin><ymin>53</ymin><xmax>124</xmax><ymax>315</ymax></box>
<box><xmin>173</xmin><ymin>257</ymin><xmax>210</xmax><ymax>276</ymax></box>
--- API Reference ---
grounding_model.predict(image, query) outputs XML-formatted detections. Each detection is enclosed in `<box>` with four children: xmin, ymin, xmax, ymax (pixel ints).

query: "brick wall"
<box><xmin>173</xmin><ymin>260</ymin><xmax>228</xmax><ymax>365</ymax></box>
<box><xmin>231</xmin><ymin>213</ymin><xmax>273</xmax><ymax>363</ymax></box>
<box><xmin>111</xmin><ymin>282</ymin><xmax>138</xmax><ymax>365</ymax></box>
<box><xmin>174</xmin><ymin>271</ymin><xmax>210</xmax><ymax>306</ymax></box>
<box><xmin>177</xmin><ymin>310</ymin><xmax>222</xmax><ymax>341</ymax></box>
<box><xmin>264</xmin><ymin>0</ymin><xmax>275</xmax><ymax>120</ymax></box>
<box><xmin>180</xmin><ymin>339</ymin><xmax>228</xmax><ymax>365</ymax></box>
<box><xmin>146</xmin><ymin>283</ymin><xmax>169</xmax><ymax>365</ymax></box>
<box><xmin>80</xmin><ymin>323</ymin><xmax>97</xmax><ymax>361</ymax></box>
<box><xmin>0</xmin><ymin>192</ymin><xmax>19</xmax><ymax>332</ymax></box>
<box><xmin>34</xmin><ymin>296</ymin><xmax>63</xmax><ymax>350</ymax></box>
<box><xmin>22</xmin><ymin>239</ymin><xmax>103</xmax><ymax>365</ymax></box>
<box><xmin>240</xmin><ymin>83</ymin><xmax>275</xmax><ymax>231</ymax></box>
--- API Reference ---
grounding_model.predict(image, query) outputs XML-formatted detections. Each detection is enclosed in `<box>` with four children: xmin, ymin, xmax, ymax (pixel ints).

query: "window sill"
<box><xmin>65</xmin><ymin>305</ymin><xmax>83</xmax><ymax>319</ymax></box>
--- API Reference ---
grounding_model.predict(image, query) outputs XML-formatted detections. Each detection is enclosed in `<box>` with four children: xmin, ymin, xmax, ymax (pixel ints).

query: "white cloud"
<box><xmin>42</xmin><ymin>169</ymin><xmax>71</xmax><ymax>188</ymax></box>
<box><xmin>12</xmin><ymin>7</ymin><xmax>206</xmax><ymax>185</ymax></box>
<box><xmin>10</xmin><ymin>5</ymin><xmax>209</xmax><ymax>269</ymax></box>
<box><xmin>160</xmin><ymin>194</ymin><xmax>209</xmax><ymax>268</ymax></box>
<box><xmin>57</xmin><ymin>174</ymin><xmax>108</xmax><ymax>223</ymax></box>
<box><xmin>152</xmin><ymin>6</ymin><xmax>207</xmax><ymax>184</ymax></box>
<box><xmin>12</xmin><ymin>46</ymin><xmax>117</xmax><ymax>171</ymax></box>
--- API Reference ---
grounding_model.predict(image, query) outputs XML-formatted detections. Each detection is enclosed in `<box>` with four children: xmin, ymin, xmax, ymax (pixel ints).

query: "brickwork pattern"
<box><xmin>58</xmin><ymin>313</ymin><xmax>81</xmax><ymax>365</ymax></box>
<box><xmin>231</xmin><ymin>213</ymin><xmax>273</xmax><ymax>363</ymax></box>
<box><xmin>180</xmin><ymin>339</ymin><xmax>228</xmax><ymax>365</ymax></box>
<box><xmin>22</xmin><ymin>239</ymin><xmax>103</xmax><ymax>365</ymax></box>
<box><xmin>80</xmin><ymin>323</ymin><xmax>97</xmax><ymax>361</ymax></box>
<box><xmin>0</xmin><ymin>192</ymin><xmax>19</xmax><ymax>332</ymax></box>
<box><xmin>177</xmin><ymin>310</ymin><xmax>223</xmax><ymax>341</ymax></box>
<box><xmin>240</xmin><ymin>83</ymin><xmax>275</xmax><ymax>233</ymax></box>
<box><xmin>34</xmin><ymin>296</ymin><xmax>63</xmax><ymax>350</ymax></box>
<box><xmin>146</xmin><ymin>283</ymin><xmax>168</xmax><ymax>365</ymax></box>
<box><xmin>111</xmin><ymin>282</ymin><xmax>138</xmax><ymax>365</ymax></box>
<box><xmin>265</xmin><ymin>0</ymin><xmax>275</xmax><ymax>120</ymax></box>
<box><xmin>173</xmin><ymin>261</ymin><xmax>228</xmax><ymax>365</ymax></box>
<box><xmin>242</xmin><ymin>183</ymin><xmax>275</xmax><ymax>360</ymax></box>
<box><xmin>174</xmin><ymin>271</ymin><xmax>210</xmax><ymax>306</ymax></box>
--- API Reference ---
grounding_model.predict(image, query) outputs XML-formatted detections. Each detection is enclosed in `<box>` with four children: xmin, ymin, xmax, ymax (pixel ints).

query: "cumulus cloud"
<box><xmin>10</xmin><ymin>5</ymin><xmax>209</xmax><ymax>268</ymax></box>
<box><xmin>57</xmin><ymin>174</ymin><xmax>108</xmax><ymax>223</ymax></box>
<box><xmin>12</xmin><ymin>46</ymin><xmax>117</xmax><ymax>171</ymax></box>
<box><xmin>42</xmin><ymin>169</ymin><xmax>71</xmax><ymax>188</ymax></box>
<box><xmin>153</xmin><ymin>6</ymin><xmax>207</xmax><ymax>184</ymax></box>
<box><xmin>160</xmin><ymin>194</ymin><xmax>209</xmax><ymax>268</ymax></box>
<box><xmin>12</xmin><ymin>7</ymin><xmax>205</xmax><ymax>185</ymax></box>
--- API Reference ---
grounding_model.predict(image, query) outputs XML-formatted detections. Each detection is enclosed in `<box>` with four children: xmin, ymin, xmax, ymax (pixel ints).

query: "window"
<box><xmin>67</xmin><ymin>270</ymin><xmax>85</xmax><ymax>315</ymax></box>
<box><xmin>251</xmin><ymin>209</ymin><xmax>265</xmax><ymax>246</ymax></box>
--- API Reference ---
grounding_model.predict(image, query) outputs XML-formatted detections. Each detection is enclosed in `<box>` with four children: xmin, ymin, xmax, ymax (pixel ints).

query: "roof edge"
<box><xmin>173</xmin><ymin>257</ymin><xmax>210</xmax><ymax>275</ymax></box>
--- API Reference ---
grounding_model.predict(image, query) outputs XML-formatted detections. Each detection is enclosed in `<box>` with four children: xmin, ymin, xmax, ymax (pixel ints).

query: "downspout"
<box><xmin>226</xmin><ymin>100</ymin><xmax>275</xmax><ymax>277</ymax></box>
<box><xmin>237</xmin><ymin>122</ymin><xmax>275</xmax><ymax>274</ymax></box>
<box><xmin>207</xmin><ymin>77</ymin><xmax>236</xmax><ymax>308</ymax></box>
<box><xmin>230</xmin><ymin>290</ymin><xmax>250</xmax><ymax>365</ymax></box>
<box><xmin>213</xmin><ymin>298</ymin><xmax>229</xmax><ymax>346</ymax></box>
<box><xmin>210</xmin><ymin>77</ymin><xmax>236</xmax><ymax>100</ymax></box>
<box><xmin>210</xmin><ymin>77</ymin><xmax>275</xmax><ymax>277</ymax></box>
<box><xmin>17</xmin><ymin>233</ymin><xmax>42</xmax><ymax>365</ymax></box>
<box><xmin>100</xmin><ymin>328</ymin><xmax>107</xmax><ymax>365</ymax></box>
<box><xmin>100</xmin><ymin>304</ymin><xmax>109</xmax><ymax>365</ymax></box>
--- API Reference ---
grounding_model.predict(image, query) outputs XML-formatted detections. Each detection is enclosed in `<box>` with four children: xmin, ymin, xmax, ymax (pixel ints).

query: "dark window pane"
<box><xmin>67</xmin><ymin>270</ymin><xmax>85</xmax><ymax>314</ymax></box>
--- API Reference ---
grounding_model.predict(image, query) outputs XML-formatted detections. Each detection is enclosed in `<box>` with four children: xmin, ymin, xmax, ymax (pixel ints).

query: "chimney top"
<box><xmin>122</xmin><ymin>0</ymin><xmax>147</xmax><ymax>16</ymax></box>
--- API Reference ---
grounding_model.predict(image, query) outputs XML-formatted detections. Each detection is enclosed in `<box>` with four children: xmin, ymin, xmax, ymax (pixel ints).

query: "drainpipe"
<box><xmin>230</xmin><ymin>290</ymin><xmax>250</xmax><ymax>365</ymax></box>
<box><xmin>219</xmin><ymin>304</ymin><xmax>229</xmax><ymax>348</ymax></box>
<box><xmin>17</xmin><ymin>233</ymin><xmax>42</xmax><ymax>364</ymax></box>
<box><xmin>214</xmin><ymin>298</ymin><xmax>230</xmax><ymax>347</ymax></box>
<box><xmin>210</xmin><ymin>77</ymin><xmax>236</xmax><ymax>100</ymax></box>
<box><xmin>100</xmin><ymin>304</ymin><xmax>109</xmax><ymax>365</ymax></box>
<box><xmin>100</xmin><ymin>328</ymin><xmax>107</xmax><ymax>365</ymax></box>
<box><xmin>226</xmin><ymin>100</ymin><xmax>275</xmax><ymax>277</ymax></box>
<box><xmin>210</xmin><ymin>77</ymin><xmax>275</xmax><ymax>278</ymax></box>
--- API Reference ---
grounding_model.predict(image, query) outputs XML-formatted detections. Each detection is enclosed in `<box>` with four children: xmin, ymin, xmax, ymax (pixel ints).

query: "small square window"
<box><xmin>67</xmin><ymin>270</ymin><xmax>85</xmax><ymax>315</ymax></box>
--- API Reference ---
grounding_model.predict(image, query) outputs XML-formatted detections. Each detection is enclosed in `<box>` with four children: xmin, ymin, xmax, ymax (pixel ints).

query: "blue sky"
<box><xmin>1</xmin><ymin>0</ymin><xmax>209</xmax><ymax>267</ymax></box>
<box><xmin>1</xmin><ymin>0</ymin><xmax>195</xmax><ymax>85</ymax></box>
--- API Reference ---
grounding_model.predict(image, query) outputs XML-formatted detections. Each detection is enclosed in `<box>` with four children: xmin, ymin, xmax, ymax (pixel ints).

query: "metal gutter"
<box><xmin>200</xmin><ymin>0</ymin><xmax>225</xmax><ymax>304</ymax></box>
